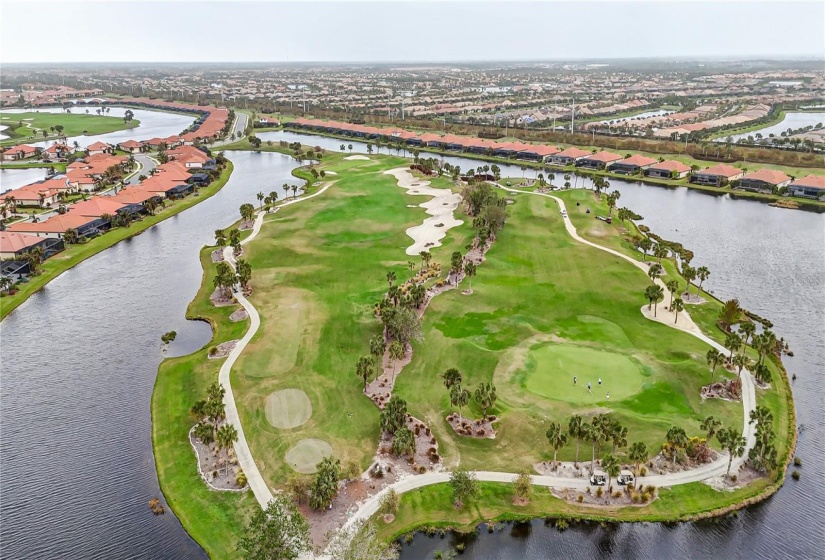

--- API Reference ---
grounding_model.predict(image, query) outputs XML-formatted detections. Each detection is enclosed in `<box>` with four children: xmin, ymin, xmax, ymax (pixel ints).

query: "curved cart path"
<box><xmin>339</xmin><ymin>184</ymin><xmax>757</xmax><ymax>535</ymax></box>
<box><xmin>219</xmin><ymin>181</ymin><xmax>334</xmax><ymax>510</ymax></box>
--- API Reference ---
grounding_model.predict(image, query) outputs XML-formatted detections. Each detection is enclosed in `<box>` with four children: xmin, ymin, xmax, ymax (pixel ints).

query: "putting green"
<box><xmin>264</xmin><ymin>389</ymin><xmax>312</xmax><ymax>429</ymax></box>
<box><xmin>285</xmin><ymin>439</ymin><xmax>333</xmax><ymax>474</ymax></box>
<box><xmin>520</xmin><ymin>343</ymin><xmax>647</xmax><ymax>404</ymax></box>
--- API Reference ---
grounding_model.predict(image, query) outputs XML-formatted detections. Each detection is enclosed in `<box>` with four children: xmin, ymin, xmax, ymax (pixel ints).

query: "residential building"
<box><xmin>644</xmin><ymin>160</ymin><xmax>692</xmax><ymax>179</ymax></box>
<box><xmin>690</xmin><ymin>164</ymin><xmax>744</xmax><ymax>186</ymax></box>
<box><xmin>787</xmin><ymin>175</ymin><xmax>825</xmax><ymax>199</ymax></box>
<box><xmin>737</xmin><ymin>169</ymin><xmax>792</xmax><ymax>193</ymax></box>
<box><xmin>608</xmin><ymin>154</ymin><xmax>658</xmax><ymax>174</ymax></box>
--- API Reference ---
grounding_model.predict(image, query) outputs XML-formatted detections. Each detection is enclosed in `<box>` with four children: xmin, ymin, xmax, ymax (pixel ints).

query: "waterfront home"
<box><xmin>168</xmin><ymin>145</ymin><xmax>210</xmax><ymax>168</ymax></box>
<box><xmin>644</xmin><ymin>160</ymin><xmax>691</xmax><ymax>179</ymax></box>
<box><xmin>133</xmin><ymin>175</ymin><xmax>192</xmax><ymax>198</ymax></box>
<box><xmin>258</xmin><ymin>117</ymin><xmax>281</xmax><ymax>127</ymax></box>
<box><xmin>548</xmin><ymin>147</ymin><xmax>591</xmax><ymax>166</ymax></box>
<box><xmin>111</xmin><ymin>187</ymin><xmax>162</xmax><ymax>207</ymax></box>
<box><xmin>68</xmin><ymin>197</ymin><xmax>140</xmax><ymax>220</ymax></box>
<box><xmin>86</xmin><ymin>141</ymin><xmax>114</xmax><ymax>156</ymax></box>
<box><xmin>155</xmin><ymin>161</ymin><xmax>193</xmax><ymax>181</ymax></box>
<box><xmin>736</xmin><ymin>169</ymin><xmax>792</xmax><ymax>193</ymax></box>
<box><xmin>516</xmin><ymin>143</ymin><xmax>560</xmax><ymax>162</ymax></box>
<box><xmin>144</xmin><ymin>138</ymin><xmax>170</xmax><ymax>151</ymax></box>
<box><xmin>608</xmin><ymin>154</ymin><xmax>658</xmax><ymax>174</ymax></box>
<box><xmin>1</xmin><ymin>144</ymin><xmax>40</xmax><ymax>161</ymax></box>
<box><xmin>7</xmin><ymin>213</ymin><xmax>107</xmax><ymax>239</ymax></box>
<box><xmin>418</xmin><ymin>133</ymin><xmax>444</xmax><ymax>148</ymax></box>
<box><xmin>40</xmin><ymin>143</ymin><xmax>71</xmax><ymax>161</ymax></box>
<box><xmin>0</xmin><ymin>259</ymin><xmax>32</xmax><ymax>280</ymax></box>
<box><xmin>187</xmin><ymin>172</ymin><xmax>210</xmax><ymax>185</ymax></box>
<box><xmin>576</xmin><ymin>151</ymin><xmax>623</xmax><ymax>170</ymax></box>
<box><xmin>787</xmin><ymin>175</ymin><xmax>825</xmax><ymax>199</ymax></box>
<box><xmin>0</xmin><ymin>231</ymin><xmax>63</xmax><ymax>260</ymax></box>
<box><xmin>4</xmin><ymin>180</ymin><xmax>65</xmax><ymax>207</ymax></box>
<box><xmin>690</xmin><ymin>164</ymin><xmax>744</xmax><ymax>186</ymax></box>
<box><xmin>117</xmin><ymin>140</ymin><xmax>144</xmax><ymax>153</ymax></box>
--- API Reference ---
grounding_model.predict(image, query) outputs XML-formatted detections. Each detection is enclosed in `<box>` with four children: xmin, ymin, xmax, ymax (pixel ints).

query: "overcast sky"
<box><xmin>1</xmin><ymin>0</ymin><xmax>823</xmax><ymax>63</ymax></box>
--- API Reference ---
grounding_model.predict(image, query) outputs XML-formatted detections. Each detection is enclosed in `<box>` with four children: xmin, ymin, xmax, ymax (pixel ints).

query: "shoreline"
<box><xmin>0</xmin><ymin>162</ymin><xmax>234</xmax><ymax>321</ymax></box>
<box><xmin>228</xmin><ymin>130</ymin><xmax>825</xmax><ymax>213</ymax></box>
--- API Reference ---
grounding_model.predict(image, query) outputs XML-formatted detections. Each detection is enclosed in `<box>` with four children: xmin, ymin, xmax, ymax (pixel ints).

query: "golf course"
<box><xmin>156</xmin><ymin>146</ymin><xmax>794</xmax><ymax>557</ymax></box>
<box><xmin>0</xmin><ymin>110</ymin><xmax>138</xmax><ymax>145</ymax></box>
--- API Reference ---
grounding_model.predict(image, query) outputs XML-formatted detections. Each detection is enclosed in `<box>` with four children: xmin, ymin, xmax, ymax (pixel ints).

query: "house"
<box><xmin>111</xmin><ymin>187</ymin><xmax>162</xmax><ymax>207</ymax></box>
<box><xmin>516</xmin><ymin>144</ymin><xmax>560</xmax><ymax>162</ymax></box>
<box><xmin>155</xmin><ymin>161</ymin><xmax>192</xmax><ymax>182</ymax></box>
<box><xmin>736</xmin><ymin>170</ymin><xmax>792</xmax><ymax>193</ymax></box>
<box><xmin>67</xmin><ymin>197</ymin><xmax>131</xmax><ymax>219</ymax></box>
<box><xmin>134</xmin><ymin>175</ymin><xmax>192</xmax><ymax>199</ymax></box>
<box><xmin>0</xmin><ymin>259</ymin><xmax>31</xmax><ymax>281</ymax></box>
<box><xmin>6</xmin><ymin>213</ymin><xmax>107</xmax><ymax>239</ymax></box>
<box><xmin>144</xmin><ymin>138</ymin><xmax>170</xmax><ymax>151</ymax></box>
<box><xmin>690</xmin><ymin>164</ymin><xmax>744</xmax><ymax>186</ymax></box>
<box><xmin>787</xmin><ymin>175</ymin><xmax>825</xmax><ymax>199</ymax></box>
<box><xmin>576</xmin><ymin>151</ymin><xmax>623</xmax><ymax>170</ymax></box>
<box><xmin>167</xmin><ymin>145</ymin><xmax>210</xmax><ymax>168</ymax></box>
<box><xmin>548</xmin><ymin>147</ymin><xmax>591</xmax><ymax>166</ymax></box>
<box><xmin>3</xmin><ymin>179</ymin><xmax>67</xmax><ymax>207</ymax></box>
<box><xmin>0</xmin><ymin>231</ymin><xmax>62</xmax><ymax>259</ymax></box>
<box><xmin>86</xmin><ymin>141</ymin><xmax>114</xmax><ymax>156</ymax></box>
<box><xmin>608</xmin><ymin>154</ymin><xmax>658</xmax><ymax>175</ymax></box>
<box><xmin>258</xmin><ymin>117</ymin><xmax>280</xmax><ymax>127</ymax></box>
<box><xmin>644</xmin><ymin>160</ymin><xmax>692</xmax><ymax>179</ymax></box>
<box><xmin>117</xmin><ymin>140</ymin><xmax>144</xmax><ymax>154</ymax></box>
<box><xmin>187</xmin><ymin>172</ymin><xmax>210</xmax><ymax>185</ymax></box>
<box><xmin>40</xmin><ymin>143</ymin><xmax>71</xmax><ymax>161</ymax></box>
<box><xmin>1</xmin><ymin>144</ymin><xmax>40</xmax><ymax>161</ymax></box>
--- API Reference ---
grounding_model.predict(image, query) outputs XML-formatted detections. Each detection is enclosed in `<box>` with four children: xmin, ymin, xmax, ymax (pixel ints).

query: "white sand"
<box><xmin>384</xmin><ymin>168</ymin><xmax>463</xmax><ymax>256</ymax></box>
<box><xmin>344</xmin><ymin>155</ymin><xmax>370</xmax><ymax>160</ymax></box>
<box><xmin>324</xmin><ymin>170</ymin><xmax>338</xmax><ymax>175</ymax></box>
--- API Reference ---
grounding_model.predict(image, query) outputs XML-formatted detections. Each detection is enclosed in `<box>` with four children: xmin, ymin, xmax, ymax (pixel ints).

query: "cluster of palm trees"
<box><xmin>709</xmin><ymin>322</ymin><xmax>777</xmax><ymax>386</ymax></box>
<box><xmin>440</xmin><ymin>368</ymin><xmax>497</xmax><ymax>424</ymax></box>
<box><xmin>565</xmin><ymin>414</ymin><xmax>638</xmax><ymax>475</ymax></box>
<box><xmin>190</xmin><ymin>383</ymin><xmax>239</xmax><ymax>479</ymax></box>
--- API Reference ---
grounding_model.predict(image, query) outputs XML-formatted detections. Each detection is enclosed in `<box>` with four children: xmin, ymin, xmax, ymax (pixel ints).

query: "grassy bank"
<box><xmin>151</xmin><ymin>246</ymin><xmax>255</xmax><ymax>559</ymax></box>
<box><xmin>376</xmin><ymin>478</ymin><xmax>777</xmax><ymax>543</ymax></box>
<box><xmin>0</xmin><ymin>163</ymin><xmax>233</xmax><ymax>320</ymax></box>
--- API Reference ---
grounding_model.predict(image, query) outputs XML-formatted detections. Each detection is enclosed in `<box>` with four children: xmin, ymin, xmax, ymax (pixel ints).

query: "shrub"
<box><xmin>595</xmin><ymin>487</ymin><xmax>603</xmax><ymax>498</ymax></box>
<box><xmin>577</xmin><ymin>495</ymin><xmax>584</xmax><ymax>503</ymax></box>
<box><xmin>641</xmin><ymin>492</ymin><xmax>651</xmax><ymax>502</ymax></box>
<box><xmin>555</xmin><ymin>519</ymin><xmax>568</xmax><ymax>531</ymax></box>
<box><xmin>208</xmin><ymin>346</ymin><xmax>218</xmax><ymax>356</ymax></box>
<box><xmin>794</xmin><ymin>457</ymin><xmax>802</xmax><ymax>467</ymax></box>
<box><xmin>380</xmin><ymin>488</ymin><xmax>399</xmax><ymax>514</ymax></box>
<box><xmin>235</xmin><ymin>471</ymin><xmax>247</xmax><ymax>487</ymax></box>
<box><xmin>792</xmin><ymin>470</ymin><xmax>800</xmax><ymax>480</ymax></box>
<box><xmin>632</xmin><ymin>492</ymin><xmax>641</xmax><ymax>503</ymax></box>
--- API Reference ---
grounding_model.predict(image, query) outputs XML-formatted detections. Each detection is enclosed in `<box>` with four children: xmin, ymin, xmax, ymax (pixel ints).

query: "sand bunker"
<box><xmin>383</xmin><ymin>168</ymin><xmax>463</xmax><ymax>256</ymax></box>
<box><xmin>344</xmin><ymin>155</ymin><xmax>370</xmax><ymax>160</ymax></box>
<box><xmin>324</xmin><ymin>171</ymin><xmax>338</xmax><ymax>175</ymax></box>
<box><xmin>264</xmin><ymin>389</ymin><xmax>312</xmax><ymax>429</ymax></box>
<box><xmin>285</xmin><ymin>439</ymin><xmax>333</xmax><ymax>473</ymax></box>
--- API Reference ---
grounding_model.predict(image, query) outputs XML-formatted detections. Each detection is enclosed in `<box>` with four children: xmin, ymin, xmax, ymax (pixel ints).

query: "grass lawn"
<box><xmin>0</xmin><ymin>163</ymin><xmax>233</xmax><ymax>320</ymax></box>
<box><xmin>0</xmin><ymin>111</ymin><xmax>139</xmax><ymax>146</ymax></box>
<box><xmin>376</xmin><ymin>478</ymin><xmax>776</xmax><ymax>543</ymax></box>
<box><xmin>152</xmin><ymin>246</ymin><xmax>256</xmax><ymax>559</ymax></box>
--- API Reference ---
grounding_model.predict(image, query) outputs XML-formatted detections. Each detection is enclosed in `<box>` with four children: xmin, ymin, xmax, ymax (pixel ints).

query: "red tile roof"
<box><xmin>7</xmin><ymin>213</ymin><xmax>98</xmax><ymax>234</ymax></box>
<box><xmin>791</xmin><ymin>175</ymin><xmax>825</xmax><ymax>190</ymax></box>
<box><xmin>0</xmin><ymin>231</ymin><xmax>43</xmax><ymax>253</ymax></box>
<box><xmin>619</xmin><ymin>154</ymin><xmax>658</xmax><ymax>167</ymax></box>
<box><xmin>741</xmin><ymin>169</ymin><xmax>791</xmax><ymax>185</ymax></box>
<box><xmin>648</xmin><ymin>160</ymin><xmax>691</xmax><ymax>173</ymax></box>
<box><xmin>555</xmin><ymin>147</ymin><xmax>592</xmax><ymax>159</ymax></box>
<box><xmin>699</xmin><ymin>164</ymin><xmax>742</xmax><ymax>178</ymax></box>
<box><xmin>68</xmin><ymin>197</ymin><xmax>126</xmax><ymax>218</ymax></box>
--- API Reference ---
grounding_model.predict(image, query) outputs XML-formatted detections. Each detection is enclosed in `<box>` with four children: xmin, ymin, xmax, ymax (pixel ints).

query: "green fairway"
<box><xmin>518</xmin><ymin>341</ymin><xmax>647</xmax><ymax>404</ymax></box>
<box><xmin>0</xmin><ymin>111</ymin><xmax>139</xmax><ymax>145</ymax></box>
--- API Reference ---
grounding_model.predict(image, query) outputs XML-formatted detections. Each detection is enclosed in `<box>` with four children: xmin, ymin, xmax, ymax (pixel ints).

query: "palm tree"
<box><xmin>665</xmin><ymin>279</ymin><xmax>679</xmax><ymax>309</ymax></box>
<box><xmin>545</xmin><ymin>422</ymin><xmax>568</xmax><ymax>470</ymax></box>
<box><xmin>644</xmin><ymin>284</ymin><xmax>663</xmax><ymax>317</ymax></box>
<box><xmin>609</xmin><ymin>421</ymin><xmax>628</xmax><ymax>454</ymax></box>
<box><xmin>356</xmin><ymin>355</ymin><xmax>375</xmax><ymax>390</ymax></box>
<box><xmin>568</xmin><ymin>415</ymin><xmax>584</xmax><ymax>465</ymax></box>
<box><xmin>256</xmin><ymin>191</ymin><xmax>265</xmax><ymax>210</ymax></box>
<box><xmin>386</xmin><ymin>270</ymin><xmax>397</xmax><ymax>287</ymax></box>
<box><xmin>696</xmin><ymin>266</ymin><xmax>710</xmax><ymax>292</ymax></box>
<box><xmin>464</xmin><ymin>261</ymin><xmax>477</xmax><ymax>290</ymax></box>
<box><xmin>731</xmin><ymin>354</ymin><xmax>752</xmax><ymax>377</ymax></box>
<box><xmin>601</xmin><ymin>454</ymin><xmax>621</xmax><ymax>498</ymax></box>
<box><xmin>369</xmin><ymin>334</ymin><xmax>385</xmax><ymax>368</ymax></box>
<box><xmin>442</xmin><ymin>368</ymin><xmax>462</xmax><ymax>390</ymax></box>
<box><xmin>348</xmin><ymin>144</ymin><xmax>353</xmax><ymax>154</ymax></box>
<box><xmin>682</xmin><ymin>265</ymin><xmax>696</xmax><ymax>295</ymax></box>
<box><xmin>282</xmin><ymin>183</ymin><xmax>290</xmax><ymax>199</ymax></box>
<box><xmin>671</xmin><ymin>297</ymin><xmax>684</xmax><ymax>324</ymax></box>
<box><xmin>717</xmin><ymin>427</ymin><xmax>746</xmax><ymax>477</ymax></box>
<box><xmin>700</xmin><ymin>416</ymin><xmax>722</xmax><ymax>441</ymax></box>
<box><xmin>654</xmin><ymin>244</ymin><xmax>668</xmax><ymax>262</ymax></box>
<box><xmin>647</xmin><ymin>263</ymin><xmax>663</xmax><ymax>281</ymax></box>
<box><xmin>628</xmin><ymin>442</ymin><xmax>647</xmax><ymax>477</ymax></box>
<box><xmin>725</xmin><ymin>332</ymin><xmax>742</xmax><ymax>360</ymax></box>
<box><xmin>407</xmin><ymin>261</ymin><xmax>416</xmax><ymax>278</ymax></box>
<box><xmin>340</xmin><ymin>144</ymin><xmax>345</xmax><ymax>153</ymax></box>
<box><xmin>638</xmin><ymin>237</ymin><xmax>652</xmax><ymax>261</ymax></box>
<box><xmin>388</xmin><ymin>340</ymin><xmax>405</xmax><ymax>382</ymax></box>
<box><xmin>665</xmin><ymin>426</ymin><xmax>688</xmax><ymax>467</ymax></box>
<box><xmin>450</xmin><ymin>385</ymin><xmax>470</xmax><ymax>421</ymax></box>
<box><xmin>738</xmin><ymin>321</ymin><xmax>756</xmax><ymax>350</ymax></box>
<box><xmin>216</xmin><ymin>423</ymin><xmax>239</xmax><ymax>476</ymax></box>
<box><xmin>291</xmin><ymin>185</ymin><xmax>298</xmax><ymax>198</ymax></box>
<box><xmin>706</xmin><ymin>348</ymin><xmax>723</xmax><ymax>383</ymax></box>
<box><xmin>473</xmin><ymin>382</ymin><xmax>497</xmax><ymax>421</ymax></box>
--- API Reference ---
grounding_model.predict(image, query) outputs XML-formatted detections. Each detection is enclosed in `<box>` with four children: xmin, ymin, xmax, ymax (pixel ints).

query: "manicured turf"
<box><xmin>0</xmin><ymin>111</ymin><xmax>139</xmax><ymax>145</ymax></box>
<box><xmin>518</xmin><ymin>342</ymin><xmax>648</xmax><ymax>404</ymax></box>
<box><xmin>264</xmin><ymin>388</ymin><xmax>312</xmax><ymax>429</ymax></box>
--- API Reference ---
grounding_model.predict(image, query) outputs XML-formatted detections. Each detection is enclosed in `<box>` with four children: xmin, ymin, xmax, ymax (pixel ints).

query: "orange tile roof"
<box><xmin>618</xmin><ymin>154</ymin><xmax>658</xmax><ymax>167</ymax></box>
<box><xmin>0</xmin><ymin>231</ymin><xmax>44</xmax><ymax>253</ymax></box>
<box><xmin>555</xmin><ymin>147</ymin><xmax>591</xmax><ymax>159</ymax></box>
<box><xmin>68</xmin><ymin>197</ymin><xmax>127</xmax><ymax>217</ymax></box>
<box><xmin>648</xmin><ymin>160</ymin><xmax>691</xmax><ymax>173</ymax></box>
<box><xmin>741</xmin><ymin>169</ymin><xmax>791</xmax><ymax>185</ymax></box>
<box><xmin>7</xmin><ymin>213</ymin><xmax>98</xmax><ymax>234</ymax></box>
<box><xmin>791</xmin><ymin>175</ymin><xmax>825</xmax><ymax>190</ymax></box>
<box><xmin>584</xmin><ymin>151</ymin><xmax>623</xmax><ymax>163</ymax></box>
<box><xmin>700</xmin><ymin>164</ymin><xmax>742</xmax><ymax>178</ymax></box>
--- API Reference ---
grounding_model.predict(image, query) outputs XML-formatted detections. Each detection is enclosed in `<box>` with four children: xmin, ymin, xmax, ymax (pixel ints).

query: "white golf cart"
<box><xmin>589</xmin><ymin>470</ymin><xmax>607</xmax><ymax>486</ymax></box>
<box><xmin>617</xmin><ymin>470</ymin><xmax>635</xmax><ymax>486</ymax></box>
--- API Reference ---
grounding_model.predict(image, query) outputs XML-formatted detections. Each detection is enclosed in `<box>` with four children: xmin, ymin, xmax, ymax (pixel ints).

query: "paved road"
<box><xmin>126</xmin><ymin>153</ymin><xmax>157</xmax><ymax>185</ymax></box>
<box><xmin>213</xmin><ymin>112</ymin><xmax>249</xmax><ymax>147</ymax></box>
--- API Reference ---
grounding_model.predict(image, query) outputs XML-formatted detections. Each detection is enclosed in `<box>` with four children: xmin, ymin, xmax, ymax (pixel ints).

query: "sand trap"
<box><xmin>344</xmin><ymin>155</ymin><xmax>370</xmax><ymax>161</ymax></box>
<box><xmin>324</xmin><ymin>171</ymin><xmax>338</xmax><ymax>175</ymax></box>
<box><xmin>384</xmin><ymin>168</ymin><xmax>463</xmax><ymax>256</ymax></box>
<box><xmin>264</xmin><ymin>389</ymin><xmax>312</xmax><ymax>429</ymax></box>
<box><xmin>285</xmin><ymin>439</ymin><xmax>333</xmax><ymax>473</ymax></box>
